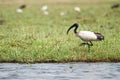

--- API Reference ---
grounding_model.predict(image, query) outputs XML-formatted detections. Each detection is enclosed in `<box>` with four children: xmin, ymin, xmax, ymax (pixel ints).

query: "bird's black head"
<box><xmin>98</xmin><ymin>36</ymin><xmax>104</xmax><ymax>41</ymax></box>
<box><xmin>67</xmin><ymin>23</ymin><xmax>79</xmax><ymax>34</ymax></box>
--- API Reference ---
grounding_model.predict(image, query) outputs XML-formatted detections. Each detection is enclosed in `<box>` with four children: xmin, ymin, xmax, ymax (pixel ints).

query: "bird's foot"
<box><xmin>80</xmin><ymin>43</ymin><xmax>88</xmax><ymax>46</ymax></box>
<box><xmin>89</xmin><ymin>41</ymin><xmax>93</xmax><ymax>46</ymax></box>
<box><xmin>80</xmin><ymin>42</ymin><xmax>93</xmax><ymax>46</ymax></box>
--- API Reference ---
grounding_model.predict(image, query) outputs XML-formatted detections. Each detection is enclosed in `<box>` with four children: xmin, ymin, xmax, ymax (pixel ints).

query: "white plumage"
<box><xmin>74</xmin><ymin>7</ymin><xmax>81</xmax><ymax>12</ymax></box>
<box><xmin>60</xmin><ymin>11</ymin><xmax>66</xmax><ymax>16</ymax></box>
<box><xmin>41</xmin><ymin>5</ymin><xmax>49</xmax><ymax>15</ymax></box>
<box><xmin>41</xmin><ymin>5</ymin><xmax>48</xmax><ymax>11</ymax></box>
<box><xmin>76</xmin><ymin>31</ymin><xmax>97</xmax><ymax>41</ymax></box>
<box><xmin>16</xmin><ymin>9</ymin><xmax>23</xmax><ymax>13</ymax></box>
<box><xmin>43</xmin><ymin>11</ymin><xmax>49</xmax><ymax>15</ymax></box>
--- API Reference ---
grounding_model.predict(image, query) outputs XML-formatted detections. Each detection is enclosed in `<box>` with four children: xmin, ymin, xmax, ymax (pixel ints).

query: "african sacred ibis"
<box><xmin>74</xmin><ymin>7</ymin><xmax>81</xmax><ymax>12</ymax></box>
<box><xmin>41</xmin><ymin>5</ymin><xmax>48</xmax><ymax>11</ymax></box>
<box><xmin>111</xmin><ymin>3</ymin><xmax>119</xmax><ymax>9</ymax></box>
<box><xmin>43</xmin><ymin>11</ymin><xmax>49</xmax><ymax>15</ymax></box>
<box><xmin>67</xmin><ymin>23</ymin><xmax>104</xmax><ymax>52</ymax></box>
<box><xmin>16</xmin><ymin>4</ymin><xmax>26</xmax><ymax>14</ymax></box>
<box><xmin>41</xmin><ymin>5</ymin><xmax>49</xmax><ymax>15</ymax></box>
<box><xmin>60</xmin><ymin>11</ymin><xmax>66</xmax><ymax>16</ymax></box>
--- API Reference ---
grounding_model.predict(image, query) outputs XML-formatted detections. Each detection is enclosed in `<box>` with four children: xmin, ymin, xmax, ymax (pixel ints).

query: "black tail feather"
<box><xmin>94</xmin><ymin>32</ymin><xmax>104</xmax><ymax>41</ymax></box>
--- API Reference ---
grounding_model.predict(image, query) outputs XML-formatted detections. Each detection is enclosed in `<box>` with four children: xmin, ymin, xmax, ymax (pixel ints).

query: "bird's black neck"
<box><xmin>67</xmin><ymin>23</ymin><xmax>79</xmax><ymax>34</ymax></box>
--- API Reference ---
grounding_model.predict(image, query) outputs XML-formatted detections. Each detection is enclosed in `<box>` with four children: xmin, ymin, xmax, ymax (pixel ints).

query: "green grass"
<box><xmin>0</xmin><ymin>0</ymin><xmax>120</xmax><ymax>63</ymax></box>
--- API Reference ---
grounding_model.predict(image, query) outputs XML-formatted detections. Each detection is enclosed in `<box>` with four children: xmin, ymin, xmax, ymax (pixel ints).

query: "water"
<box><xmin>0</xmin><ymin>63</ymin><xmax>120</xmax><ymax>80</ymax></box>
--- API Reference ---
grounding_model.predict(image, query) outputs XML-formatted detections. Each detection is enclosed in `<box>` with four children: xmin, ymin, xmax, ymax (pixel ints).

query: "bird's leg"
<box><xmin>89</xmin><ymin>41</ymin><xmax>93</xmax><ymax>46</ymax></box>
<box><xmin>87</xmin><ymin>43</ymin><xmax>91</xmax><ymax>53</ymax></box>
<box><xmin>87</xmin><ymin>41</ymin><xmax>93</xmax><ymax>53</ymax></box>
<box><xmin>80</xmin><ymin>42</ymin><xmax>91</xmax><ymax>52</ymax></box>
<box><xmin>80</xmin><ymin>42</ymin><xmax>93</xmax><ymax>53</ymax></box>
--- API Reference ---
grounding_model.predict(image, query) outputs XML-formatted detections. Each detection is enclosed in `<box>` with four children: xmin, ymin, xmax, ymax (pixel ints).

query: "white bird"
<box><xmin>43</xmin><ymin>11</ymin><xmax>49</xmax><ymax>15</ymax></box>
<box><xmin>74</xmin><ymin>7</ymin><xmax>81</xmax><ymax>12</ymax></box>
<box><xmin>60</xmin><ymin>11</ymin><xmax>66</xmax><ymax>16</ymax></box>
<box><xmin>41</xmin><ymin>5</ymin><xmax>48</xmax><ymax>11</ymax></box>
<box><xmin>67</xmin><ymin>23</ymin><xmax>104</xmax><ymax>52</ymax></box>
<box><xmin>16</xmin><ymin>4</ymin><xmax>26</xmax><ymax>14</ymax></box>
<box><xmin>16</xmin><ymin>8</ymin><xmax>23</xmax><ymax>13</ymax></box>
<box><xmin>41</xmin><ymin>5</ymin><xmax>49</xmax><ymax>15</ymax></box>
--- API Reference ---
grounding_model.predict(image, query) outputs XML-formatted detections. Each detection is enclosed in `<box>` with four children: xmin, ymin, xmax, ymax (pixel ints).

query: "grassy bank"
<box><xmin>0</xmin><ymin>0</ymin><xmax>120</xmax><ymax>63</ymax></box>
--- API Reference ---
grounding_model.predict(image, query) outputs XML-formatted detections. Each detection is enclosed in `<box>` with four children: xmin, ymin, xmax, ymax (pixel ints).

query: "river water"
<box><xmin>0</xmin><ymin>63</ymin><xmax>120</xmax><ymax>80</ymax></box>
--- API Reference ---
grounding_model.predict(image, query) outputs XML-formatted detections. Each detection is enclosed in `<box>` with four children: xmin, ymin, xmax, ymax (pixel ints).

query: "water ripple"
<box><xmin>0</xmin><ymin>63</ymin><xmax>120</xmax><ymax>80</ymax></box>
